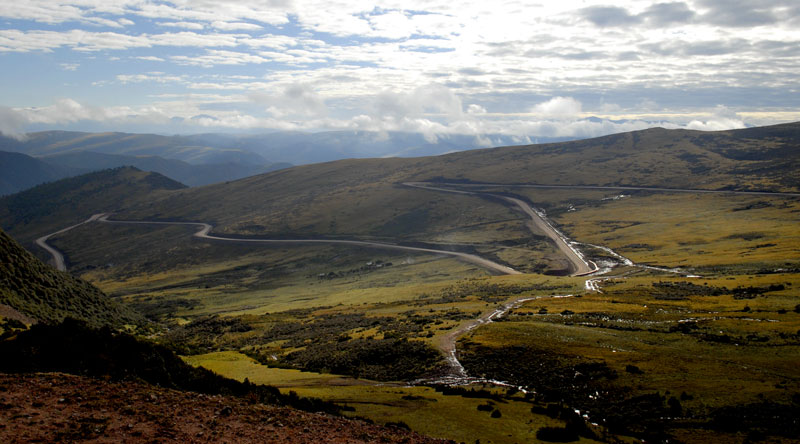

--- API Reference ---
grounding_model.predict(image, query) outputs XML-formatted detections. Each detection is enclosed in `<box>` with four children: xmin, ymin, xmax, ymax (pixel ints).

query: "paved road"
<box><xmin>34</xmin><ymin>213</ymin><xmax>108</xmax><ymax>271</ymax></box>
<box><xmin>412</xmin><ymin>182</ymin><xmax>800</xmax><ymax>197</ymax></box>
<box><xmin>404</xmin><ymin>182</ymin><xmax>597</xmax><ymax>276</ymax></box>
<box><xmin>36</xmin><ymin>214</ymin><xmax>520</xmax><ymax>276</ymax></box>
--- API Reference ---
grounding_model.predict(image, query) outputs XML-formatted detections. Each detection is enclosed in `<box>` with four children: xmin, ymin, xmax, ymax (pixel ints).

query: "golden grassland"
<box><xmin>169</xmin><ymin>187</ymin><xmax>800</xmax><ymax>442</ymax></box>
<box><xmin>184</xmin><ymin>351</ymin><xmax>608</xmax><ymax>444</ymax></box>
<box><xmin>18</xmin><ymin>164</ymin><xmax>800</xmax><ymax>443</ymax></box>
<box><xmin>542</xmin><ymin>191</ymin><xmax>800</xmax><ymax>268</ymax></box>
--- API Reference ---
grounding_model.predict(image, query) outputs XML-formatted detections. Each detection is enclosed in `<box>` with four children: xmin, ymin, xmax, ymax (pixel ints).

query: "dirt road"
<box><xmin>426</xmin><ymin>293</ymin><xmax>575</xmax><ymax>384</ymax></box>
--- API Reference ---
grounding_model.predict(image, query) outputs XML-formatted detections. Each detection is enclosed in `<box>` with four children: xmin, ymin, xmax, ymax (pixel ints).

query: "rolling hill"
<box><xmin>40</xmin><ymin>151</ymin><xmax>291</xmax><ymax>187</ymax></box>
<box><xmin>0</xmin><ymin>167</ymin><xmax>186</xmax><ymax>249</ymax></box>
<box><xmin>116</xmin><ymin>122</ymin><xmax>800</xmax><ymax>240</ymax></box>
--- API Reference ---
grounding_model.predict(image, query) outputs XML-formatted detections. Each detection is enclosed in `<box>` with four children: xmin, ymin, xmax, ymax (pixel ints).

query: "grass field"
<box><xmin>38</xmin><ymin>181</ymin><xmax>800</xmax><ymax>443</ymax></box>
<box><xmin>184</xmin><ymin>351</ymin><xmax>613</xmax><ymax>444</ymax></box>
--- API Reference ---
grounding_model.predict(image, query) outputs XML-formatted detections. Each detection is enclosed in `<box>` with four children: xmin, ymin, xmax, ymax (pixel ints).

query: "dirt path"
<box><xmin>424</xmin><ymin>293</ymin><xmax>575</xmax><ymax>385</ymax></box>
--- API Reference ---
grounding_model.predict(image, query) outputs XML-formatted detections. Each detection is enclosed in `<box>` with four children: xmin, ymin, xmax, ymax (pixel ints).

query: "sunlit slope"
<box><xmin>120</xmin><ymin>122</ymin><xmax>800</xmax><ymax>240</ymax></box>
<box><xmin>427</xmin><ymin>122</ymin><xmax>800</xmax><ymax>191</ymax></box>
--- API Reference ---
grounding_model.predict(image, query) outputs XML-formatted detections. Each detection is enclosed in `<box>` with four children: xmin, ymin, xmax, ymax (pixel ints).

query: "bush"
<box><xmin>477</xmin><ymin>403</ymin><xmax>493</xmax><ymax>412</ymax></box>
<box><xmin>536</xmin><ymin>426</ymin><xmax>579</xmax><ymax>442</ymax></box>
<box><xmin>0</xmin><ymin>318</ymin><xmax>340</xmax><ymax>414</ymax></box>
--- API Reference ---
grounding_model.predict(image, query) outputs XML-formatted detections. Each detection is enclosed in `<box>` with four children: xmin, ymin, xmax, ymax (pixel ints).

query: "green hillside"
<box><xmin>0</xmin><ymin>228</ymin><xmax>141</xmax><ymax>327</ymax></box>
<box><xmin>118</xmin><ymin>122</ymin><xmax>800</xmax><ymax>240</ymax></box>
<box><xmin>0</xmin><ymin>166</ymin><xmax>186</xmax><ymax>248</ymax></box>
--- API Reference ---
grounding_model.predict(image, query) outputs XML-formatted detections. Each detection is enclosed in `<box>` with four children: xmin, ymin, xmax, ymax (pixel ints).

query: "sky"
<box><xmin>0</xmin><ymin>0</ymin><xmax>799</xmax><ymax>142</ymax></box>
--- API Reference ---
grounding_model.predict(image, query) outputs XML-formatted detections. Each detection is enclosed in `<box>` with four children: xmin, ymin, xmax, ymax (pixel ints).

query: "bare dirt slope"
<box><xmin>0</xmin><ymin>373</ymin><xmax>452</xmax><ymax>444</ymax></box>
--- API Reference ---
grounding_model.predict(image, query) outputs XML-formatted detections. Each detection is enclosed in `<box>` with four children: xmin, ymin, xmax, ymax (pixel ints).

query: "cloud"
<box><xmin>531</xmin><ymin>97</ymin><xmax>582</xmax><ymax>118</ymax></box>
<box><xmin>250</xmin><ymin>83</ymin><xmax>328</xmax><ymax>118</ymax></box>
<box><xmin>0</xmin><ymin>1</ymin><xmax>797</xmax><ymax>142</ymax></box>
<box><xmin>466</xmin><ymin>104</ymin><xmax>487</xmax><ymax>115</ymax></box>
<box><xmin>157</xmin><ymin>21</ymin><xmax>205</xmax><ymax>30</ymax></box>
<box><xmin>642</xmin><ymin>2</ymin><xmax>696</xmax><ymax>26</ymax></box>
<box><xmin>694</xmin><ymin>0</ymin><xmax>784</xmax><ymax>27</ymax></box>
<box><xmin>579</xmin><ymin>6</ymin><xmax>642</xmax><ymax>27</ymax></box>
<box><xmin>0</xmin><ymin>107</ymin><xmax>28</xmax><ymax>138</ymax></box>
<box><xmin>211</xmin><ymin>21</ymin><xmax>263</xmax><ymax>31</ymax></box>
<box><xmin>373</xmin><ymin>84</ymin><xmax>464</xmax><ymax>121</ymax></box>
<box><xmin>685</xmin><ymin>105</ymin><xmax>746</xmax><ymax>131</ymax></box>
<box><xmin>135</xmin><ymin>56</ymin><xmax>165</xmax><ymax>61</ymax></box>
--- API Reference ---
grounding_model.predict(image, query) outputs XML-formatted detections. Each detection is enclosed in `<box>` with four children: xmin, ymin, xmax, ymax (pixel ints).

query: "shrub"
<box><xmin>536</xmin><ymin>426</ymin><xmax>579</xmax><ymax>442</ymax></box>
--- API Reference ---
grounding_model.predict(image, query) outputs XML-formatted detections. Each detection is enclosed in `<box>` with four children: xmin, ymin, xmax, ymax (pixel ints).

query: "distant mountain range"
<box><xmin>0</xmin><ymin>129</ymin><xmax>576</xmax><ymax>195</ymax></box>
<box><xmin>184</xmin><ymin>131</ymin><xmax>575</xmax><ymax>164</ymax></box>
<box><xmin>1</xmin><ymin>130</ymin><xmax>568</xmax><ymax>167</ymax></box>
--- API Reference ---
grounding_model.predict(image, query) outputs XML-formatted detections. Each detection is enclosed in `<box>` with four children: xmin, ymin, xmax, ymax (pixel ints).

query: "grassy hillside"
<box><xmin>0</xmin><ymin>166</ymin><xmax>186</xmax><ymax>248</ymax></box>
<box><xmin>0</xmin><ymin>228</ymin><xmax>141</xmax><ymax>327</ymax></box>
<box><xmin>93</xmin><ymin>123</ymin><xmax>800</xmax><ymax>249</ymax></box>
<box><xmin>426</xmin><ymin>122</ymin><xmax>800</xmax><ymax>191</ymax></box>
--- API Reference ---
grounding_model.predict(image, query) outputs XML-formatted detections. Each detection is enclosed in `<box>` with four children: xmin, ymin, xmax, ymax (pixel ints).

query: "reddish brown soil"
<box><xmin>0</xmin><ymin>373</ymin><xmax>453</xmax><ymax>444</ymax></box>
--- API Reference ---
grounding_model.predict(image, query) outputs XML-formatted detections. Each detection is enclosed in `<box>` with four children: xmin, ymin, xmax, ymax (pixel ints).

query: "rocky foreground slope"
<box><xmin>0</xmin><ymin>373</ymin><xmax>452</xmax><ymax>444</ymax></box>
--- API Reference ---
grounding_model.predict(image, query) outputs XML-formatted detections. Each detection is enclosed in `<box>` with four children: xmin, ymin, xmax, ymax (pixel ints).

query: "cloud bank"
<box><xmin>0</xmin><ymin>1</ymin><xmax>797</xmax><ymax>141</ymax></box>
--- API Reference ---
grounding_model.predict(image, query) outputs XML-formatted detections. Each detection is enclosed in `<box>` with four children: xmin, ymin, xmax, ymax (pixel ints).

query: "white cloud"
<box><xmin>0</xmin><ymin>106</ymin><xmax>28</xmax><ymax>138</ymax></box>
<box><xmin>467</xmin><ymin>104</ymin><xmax>487</xmax><ymax>115</ymax></box>
<box><xmin>135</xmin><ymin>56</ymin><xmax>165</xmax><ymax>61</ymax></box>
<box><xmin>156</xmin><ymin>21</ymin><xmax>205</xmax><ymax>30</ymax></box>
<box><xmin>685</xmin><ymin>105</ymin><xmax>746</xmax><ymax>131</ymax></box>
<box><xmin>211</xmin><ymin>21</ymin><xmax>263</xmax><ymax>31</ymax></box>
<box><xmin>0</xmin><ymin>1</ymin><xmax>797</xmax><ymax>140</ymax></box>
<box><xmin>251</xmin><ymin>83</ymin><xmax>328</xmax><ymax>118</ymax></box>
<box><xmin>531</xmin><ymin>97</ymin><xmax>583</xmax><ymax>118</ymax></box>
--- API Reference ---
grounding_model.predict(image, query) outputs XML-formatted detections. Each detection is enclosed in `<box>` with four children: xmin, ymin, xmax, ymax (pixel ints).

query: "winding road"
<box><xmin>420</xmin><ymin>293</ymin><xmax>575</xmax><ymax>386</ymax></box>
<box><xmin>403</xmin><ymin>182</ymin><xmax>598</xmax><ymax>276</ymax></box>
<box><xmin>38</xmin><ymin>214</ymin><xmax>521</xmax><ymax>276</ymax></box>
<box><xmin>35</xmin><ymin>213</ymin><xmax>107</xmax><ymax>271</ymax></box>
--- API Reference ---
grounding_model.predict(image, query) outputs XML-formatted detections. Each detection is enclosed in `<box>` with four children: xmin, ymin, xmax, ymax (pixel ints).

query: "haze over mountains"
<box><xmin>0</xmin><ymin>129</ymin><xmax>575</xmax><ymax>195</ymax></box>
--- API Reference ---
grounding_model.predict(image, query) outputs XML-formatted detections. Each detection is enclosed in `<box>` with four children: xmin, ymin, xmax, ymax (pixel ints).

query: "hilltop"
<box><xmin>41</xmin><ymin>150</ymin><xmax>290</xmax><ymax>187</ymax></box>
<box><xmin>0</xmin><ymin>166</ymin><xmax>186</xmax><ymax>248</ymax></box>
